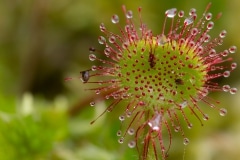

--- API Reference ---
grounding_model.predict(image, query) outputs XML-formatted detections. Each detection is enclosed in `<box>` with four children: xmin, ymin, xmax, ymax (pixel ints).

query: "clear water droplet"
<box><xmin>222</xmin><ymin>85</ymin><xmax>231</xmax><ymax>92</ymax></box>
<box><xmin>230</xmin><ymin>88</ymin><xmax>237</xmax><ymax>94</ymax></box>
<box><xmin>89</xmin><ymin>54</ymin><xmax>96</xmax><ymax>61</ymax></box>
<box><xmin>109</xmin><ymin>35</ymin><xmax>116</xmax><ymax>43</ymax></box>
<box><xmin>180</xmin><ymin>101</ymin><xmax>188</xmax><ymax>108</ymax></box>
<box><xmin>99</xmin><ymin>23</ymin><xmax>106</xmax><ymax>32</ymax></box>
<box><xmin>229</xmin><ymin>46</ymin><xmax>237</xmax><ymax>53</ymax></box>
<box><xmin>219</xmin><ymin>30</ymin><xmax>227</xmax><ymax>38</ymax></box>
<box><xmin>117</xmin><ymin>130</ymin><xmax>122</xmax><ymax>136</ymax></box>
<box><xmin>183</xmin><ymin>137</ymin><xmax>190</xmax><ymax>145</ymax></box>
<box><xmin>98</xmin><ymin>36</ymin><xmax>106</xmax><ymax>44</ymax></box>
<box><xmin>207</xmin><ymin>21</ymin><xmax>214</xmax><ymax>30</ymax></box>
<box><xmin>203</xmin><ymin>114</ymin><xmax>209</xmax><ymax>121</ymax></box>
<box><xmin>165</xmin><ymin>8</ymin><xmax>177</xmax><ymax>18</ymax></box>
<box><xmin>209</xmin><ymin>49</ymin><xmax>216</xmax><ymax>57</ymax></box>
<box><xmin>219</xmin><ymin>108</ymin><xmax>227</xmax><ymax>116</ymax></box>
<box><xmin>89</xmin><ymin>47</ymin><xmax>96</xmax><ymax>53</ymax></box>
<box><xmin>104</xmin><ymin>47</ymin><xmax>111</xmax><ymax>57</ymax></box>
<box><xmin>122</xmin><ymin>42</ymin><xmax>129</xmax><ymax>49</ymax></box>
<box><xmin>126</xmin><ymin>111</ymin><xmax>132</xmax><ymax>117</ymax></box>
<box><xmin>118</xmin><ymin>137</ymin><xmax>124</xmax><ymax>144</ymax></box>
<box><xmin>98</xmin><ymin>80</ymin><xmax>103</xmax><ymax>85</ymax></box>
<box><xmin>189</xmin><ymin>8</ymin><xmax>196</xmax><ymax>16</ymax></box>
<box><xmin>222</xmin><ymin>49</ymin><xmax>229</xmax><ymax>57</ymax></box>
<box><xmin>128</xmin><ymin>128</ymin><xmax>135</xmax><ymax>135</ymax></box>
<box><xmin>126</xmin><ymin>10</ymin><xmax>133</xmax><ymax>19</ymax></box>
<box><xmin>91</xmin><ymin>65</ymin><xmax>97</xmax><ymax>71</ymax></box>
<box><xmin>188</xmin><ymin>123</ymin><xmax>193</xmax><ymax>129</ymax></box>
<box><xmin>231</xmin><ymin>62</ymin><xmax>237</xmax><ymax>70</ymax></box>
<box><xmin>178</xmin><ymin>10</ymin><xmax>184</xmax><ymax>17</ymax></box>
<box><xmin>191</xmin><ymin>28</ymin><xmax>198</xmax><ymax>36</ymax></box>
<box><xmin>223</xmin><ymin>71</ymin><xmax>230</xmax><ymax>78</ymax></box>
<box><xmin>128</xmin><ymin>140</ymin><xmax>136</xmax><ymax>148</ymax></box>
<box><xmin>90</xmin><ymin>101</ymin><xmax>95</xmax><ymax>106</ymax></box>
<box><xmin>111</xmin><ymin>14</ymin><xmax>119</xmax><ymax>24</ymax></box>
<box><xmin>205</xmin><ymin>12</ymin><xmax>212</xmax><ymax>20</ymax></box>
<box><xmin>203</xmin><ymin>34</ymin><xmax>211</xmax><ymax>42</ymax></box>
<box><xmin>105</xmin><ymin>95</ymin><xmax>110</xmax><ymax>99</ymax></box>
<box><xmin>201</xmin><ymin>88</ymin><xmax>209</xmax><ymax>97</ymax></box>
<box><xmin>148</xmin><ymin>114</ymin><xmax>161</xmax><ymax>131</ymax></box>
<box><xmin>174</xmin><ymin>126</ymin><xmax>180</xmax><ymax>132</ymax></box>
<box><xmin>184</xmin><ymin>17</ymin><xmax>194</xmax><ymax>25</ymax></box>
<box><xmin>95</xmin><ymin>89</ymin><xmax>100</xmax><ymax>95</ymax></box>
<box><xmin>157</xmin><ymin>34</ymin><xmax>167</xmax><ymax>45</ymax></box>
<box><xmin>119</xmin><ymin>115</ymin><xmax>125</xmax><ymax>121</ymax></box>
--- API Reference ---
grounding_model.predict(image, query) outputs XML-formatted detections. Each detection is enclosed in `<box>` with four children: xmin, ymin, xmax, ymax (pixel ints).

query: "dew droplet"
<box><xmin>209</xmin><ymin>49</ymin><xmax>216</xmax><ymax>57</ymax></box>
<box><xmin>119</xmin><ymin>115</ymin><xmax>125</xmax><ymax>121</ymax></box>
<box><xmin>89</xmin><ymin>47</ymin><xmax>96</xmax><ymax>53</ymax></box>
<box><xmin>148</xmin><ymin>114</ymin><xmax>161</xmax><ymax>131</ymax></box>
<box><xmin>118</xmin><ymin>137</ymin><xmax>124</xmax><ymax>144</ymax></box>
<box><xmin>91</xmin><ymin>65</ymin><xmax>97</xmax><ymax>71</ymax></box>
<box><xmin>117</xmin><ymin>130</ymin><xmax>122</xmax><ymax>136</ymax></box>
<box><xmin>222</xmin><ymin>49</ymin><xmax>229</xmax><ymax>57</ymax></box>
<box><xmin>165</xmin><ymin>8</ymin><xmax>177</xmax><ymax>18</ymax></box>
<box><xmin>128</xmin><ymin>128</ymin><xmax>135</xmax><ymax>135</ymax></box>
<box><xmin>122</xmin><ymin>42</ymin><xmax>129</xmax><ymax>49</ymax></box>
<box><xmin>178</xmin><ymin>10</ymin><xmax>184</xmax><ymax>17</ymax></box>
<box><xmin>219</xmin><ymin>30</ymin><xmax>227</xmax><ymax>38</ymax></box>
<box><xmin>223</xmin><ymin>70</ymin><xmax>230</xmax><ymax>78</ymax></box>
<box><xmin>99</xmin><ymin>23</ymin><xmax>106</xmax><ymax>32</ymax></box>
<box><xmin>109</xmin><ymin>35</ymin><xmax>116</xmax><ymax>43</ymax></box>
<box><xmin>174</xmin><ymin>126</ymin><xmax>180</xmax><ymax>132</ymax></box>
<box><xmin>219</xmin><ymin>108</ymin><xmax>227</xmax><ymax>116</ymax></box>
<box><xmin>205</xmin><ymin>12</ymin><xmax>212</xmax><ymax>20</ymax></box>
<box><xmin>95</xmin><ymin>89</ymin><xmax>100</xmax><ymax>95</ymax></box>
<box><xmin>90</xmin><ymin>101</ymin><xmax>95</xmax><ymax>106</ymax></box>
<box><xmin>222</xmin><ymin>85</ymin><xmax>230</xmax><ymax>92</ymax></box>
<box><xmin>191</xmin><ymin>28</ymin><xmax>198</xmax><ymax>36</ymax></box>
<box><xmin>126</xmin><ymin>111</ymin><xmax>132</xmax><ymax>117</ymax></box>
<box><xmin>128</xmin><ymin>140</ymin><xmax>136</xmax><ymax>148</ymax></box>
<box><xmin>189</xmin><ymin>8</ymin><xmax>196</xmax><ymax>16</ymax></box>
<box><xmin>98</xmin><ymin>36</ymin><xmax>106</xmax><ymax>45</ymax></box>
<box><xmin>230</xmin><ymin>88</ymin><xmax>237</xmax><ymax>94</ymax></box>
<box><xmin>203</xmin><ymin>34</ymin><xmax>211</xmax><ymax>42</ymax></box>
<box><xmin>203</xmin><ymin>114</ymin><xmax>209</xmax><ymax>121</ymax></box>
<box><xmin>184</xmin><ymin>17</ymin><xmax>193</xmax><ymax>25</ymax></box>
<box><xmin>188</xmin><ymin>123</ymin><xmax>193</xmax><ymax>129</ymax></box>
<box><xmin>104</xmin><ymin>47</ymin><xmax>111</xmax><ymax>57</ymax></box>
<box><xmin>229</xmin><ymin>46</ymin><xmax>237</xmax><ymax>54</ymax></box>
<box><xmin>207</xmin><ymin>21</ymin><xmax>214</xmax><ymax>30</ymax></box>
<box><xmin>201</xmin><ymin>88</ymin><xmax>209</xmax><ymax>97</ymax></box>
<box><xmin>211</xmin><ymin>66</ymin><xmax>216</xmax><ymax>71</ymax></box>
<box><xmin>111</xmin><ymin>14</ymin><xmax>119</xmax><ymax>24</ymax></box>
<box><xmin>231</xmin><ymin>62</ymin><xmax>237</xmax><ymax>70</ymax></box>
<box><xmin>180</xmin><ymin>101</ymin><xmax>188</xmax><ymax>108</ymax></box>
<box><xmin>126</xmin><ymin>10</ymin><xmax>133</xmax><ymax>19</ymax></box>
<box><xmin>183</xmin><ymin>137</ymin><xmax>190</xmax><ymax>145</ymax></box>
<box><xmin>89</xmin><ymin>54</ymin><xmax>96</xmax><ymax>61</ymax></box>
<box><xmin>157</xmin><ymin>34</ymin><xmax>167</xmax><ymax>45</ymax></box>
<box><xmin>98</xmin><ymin>80</ymin><xmax>103</xmax><ymax>85</ymax></box>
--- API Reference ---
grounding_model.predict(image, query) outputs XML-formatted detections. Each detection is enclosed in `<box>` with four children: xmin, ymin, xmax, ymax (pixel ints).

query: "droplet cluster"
<box><xmin>81</xmin><ymin>3</ymin><xmax>237</xmax><ymax>160</ymax></box>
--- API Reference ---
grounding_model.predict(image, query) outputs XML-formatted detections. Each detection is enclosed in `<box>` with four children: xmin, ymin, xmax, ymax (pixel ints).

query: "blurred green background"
<box><xmin>0</xmin><ymin>0</ymin><xmax>239</xmax><ymax>160</ymax></box>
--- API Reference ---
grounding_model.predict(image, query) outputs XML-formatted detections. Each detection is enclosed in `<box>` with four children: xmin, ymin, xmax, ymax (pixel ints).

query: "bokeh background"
<box><xmin>0</xmin><ymin>0</ymin><xmax>239</xmax><ymax>160</ymax></box>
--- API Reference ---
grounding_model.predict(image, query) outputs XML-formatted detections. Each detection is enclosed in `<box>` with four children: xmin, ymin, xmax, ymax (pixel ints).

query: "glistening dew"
<box><xmin>74</xmin><ymin>3</ymin><xmax>238</xmax><ymax>160</ymax></box>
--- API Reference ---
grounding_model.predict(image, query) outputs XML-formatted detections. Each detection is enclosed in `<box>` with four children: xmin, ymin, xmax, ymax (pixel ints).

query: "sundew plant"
<box><xmin>73</xmin><ymin>3</ymin><xmax>237</xmax><ymax>160</ymax></box>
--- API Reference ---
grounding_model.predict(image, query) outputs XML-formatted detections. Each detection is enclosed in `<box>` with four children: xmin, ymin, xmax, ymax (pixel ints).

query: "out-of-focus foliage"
<box><xmin>0</xmin><ymin>0</ymin><xmax>239</xmax><ymax>160</ymax></box>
